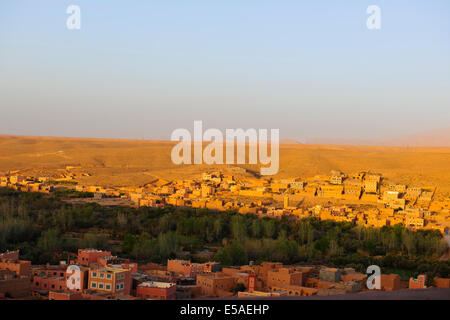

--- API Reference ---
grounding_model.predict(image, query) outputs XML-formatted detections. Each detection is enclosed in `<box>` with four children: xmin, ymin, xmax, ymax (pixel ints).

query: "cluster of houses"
<box><xmin>0</xmin><ymin>174</ymin><xmax>53</xmax><ymax>193</ymax></box>
<box><xmin>1</xmin><ymin>250</ymin><xmax>449</xmax><ymax>300</ymax></box>
<box><xmin>1</xmin><ymin>169</ymin><xmax>449</xmax><ymax>234</ymax></box>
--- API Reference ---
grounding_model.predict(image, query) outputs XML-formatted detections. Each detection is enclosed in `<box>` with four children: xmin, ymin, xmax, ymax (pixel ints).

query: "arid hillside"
<box><xmin>0</xmin><ymin>135</ymin><xmax>449</xmax><ymax>194</ymax></box>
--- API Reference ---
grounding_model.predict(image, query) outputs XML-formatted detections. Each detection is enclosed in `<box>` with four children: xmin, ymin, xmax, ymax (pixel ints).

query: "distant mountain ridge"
<box><xmin>381</xmin><ymin>127</ymin><xmax>450</xmax><ymax>147</ymax></box>
<box><xmin>279</xmin><ymin>139</ymin><xmax>304</xmax><ymax>145</ymax></box>
<box><xmin>302</xmin><ymin>127</ymin><xmax>450</xmax><ymax>147</ymax></box>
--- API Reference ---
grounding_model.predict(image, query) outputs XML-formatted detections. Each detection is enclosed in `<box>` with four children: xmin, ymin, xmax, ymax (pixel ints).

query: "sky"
<box><xmin>1</xmin><ymin>0</ymin><xmax>449</xmax><ymax>141</ymax></box>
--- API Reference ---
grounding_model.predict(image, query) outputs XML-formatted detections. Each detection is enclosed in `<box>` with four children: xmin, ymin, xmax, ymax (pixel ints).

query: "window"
<box><xmin>92</xmin><ymin>272</ymin><xmax>97</xmax><ymax>278</ymax></box>
<box><xmin>91</xmin><ymin>282</ymin><xmax>97</xmax><ymax>288</ymax></box>
<box><xmin>106</xmin><ymin>274</ymin><xmax>112</xmax><ymax>279</ymax></box>
<box><xmin>99</xmin><ymin>283</ymin><xmax>104</xmax><ymax>289</ymax></box>
<box><xmin>116</xmin><ymin>284</ymin><xmax>120</xmax><ymax>290</ymax></box>
<box><xmin>100</xmin><ymin>273</ymin><xmax>104</xmax><ymax>278</ymax></box>
<box><xmin>106</xmin><ymin>284</ymin><xmax>111</xmax><ymax>291</ymax></box>
<box><xmin>120</xmin><ymin>283</ymin><xmax>124</xmax><ymax>289</ymax></box>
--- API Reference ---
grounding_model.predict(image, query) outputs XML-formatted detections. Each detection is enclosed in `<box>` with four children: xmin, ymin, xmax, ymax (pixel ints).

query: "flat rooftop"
<box><xmin>139</xmin><ymin>281</ymin><xmax>175</xmax><ymax>289</ymax></box>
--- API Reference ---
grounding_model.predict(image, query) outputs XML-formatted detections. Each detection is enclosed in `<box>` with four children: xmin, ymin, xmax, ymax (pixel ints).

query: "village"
<box><xmin>1</xmin><ymin>249</ymin><xmax>450</xmax><ymax>300</ymax></box>
<box><xmin>1</xmin><ymin>167</ymin><xmax>449</xmax><ymax>235</ymax></box>
<box><xmin>1</xmin><ymin>167</ymin><xmax>450</xmax><ymax>300</ymax></box>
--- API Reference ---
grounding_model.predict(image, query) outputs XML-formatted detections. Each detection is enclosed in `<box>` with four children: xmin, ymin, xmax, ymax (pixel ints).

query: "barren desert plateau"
<box><xmin>0</xmin><ymin>135</ymin><xmax>449</xmax><ymax>195</ymax></box>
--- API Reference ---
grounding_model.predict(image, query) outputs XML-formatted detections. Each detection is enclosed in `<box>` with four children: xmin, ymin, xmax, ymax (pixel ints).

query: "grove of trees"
<box><xmin>0</xmin><ymin>188</ymin><xmax>449</xmax><ymax>283</ymax></box>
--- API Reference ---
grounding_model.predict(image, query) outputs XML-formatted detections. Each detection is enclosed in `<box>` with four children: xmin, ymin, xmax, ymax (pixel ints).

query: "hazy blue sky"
<box><xmin>1</xmin><ymin>0</ymin><xmax>449</xmax><ymax>141</ymax></box>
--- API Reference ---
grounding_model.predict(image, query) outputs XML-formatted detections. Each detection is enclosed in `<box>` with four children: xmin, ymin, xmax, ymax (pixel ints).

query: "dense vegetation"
<box><xmin>0</xmin><ymin>188</ymin><xmax>449</xmax><ymax>285</ymax></box>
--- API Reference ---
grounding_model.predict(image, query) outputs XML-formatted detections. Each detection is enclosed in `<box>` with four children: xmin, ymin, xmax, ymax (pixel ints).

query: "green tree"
<box><xmin>231</xmin><ymin>216</ymin><xmax>247</xmax><ymax>241</ymax></box>
<box><xmin>37</xmin><ymin>228</ymin><xmax>61</xmax><ymax>252</ymax></box>
<box><xmin>157</xmin><ymin>232</ymin><xmax>180</xmax><ymax>260</ymax></box>
<box><xmin>314</xmin><ymin>238</ymin><xmax>329</xmax><ymax>254</ymax></box>
<box><xmin>215</xmin><ymin>249</ymin><xmax>233</xmax><ymax>266</ymax></box>
<box><xmin>228</xmin><ymin>242</ymin><xmax>248</xmax><ymax>265</ymax></box>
